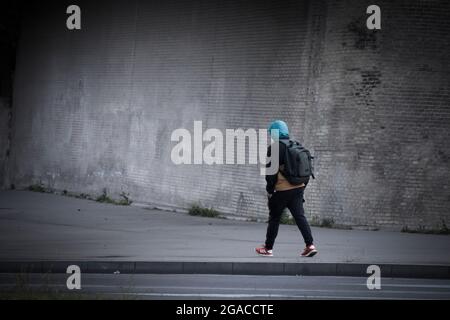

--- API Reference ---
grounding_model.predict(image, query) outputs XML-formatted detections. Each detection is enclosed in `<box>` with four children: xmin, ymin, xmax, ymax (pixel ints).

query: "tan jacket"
<box><xmin>275</xmin><ymin>165</ymin><xmax>305</xmax><ymax>191</ymax></box>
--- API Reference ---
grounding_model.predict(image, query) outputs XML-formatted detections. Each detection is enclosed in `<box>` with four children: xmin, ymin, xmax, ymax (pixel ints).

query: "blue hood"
<box><xmin>268</xmin><ymin>120</ymin><xmax>289</xmax><ymax>139</ymax></box>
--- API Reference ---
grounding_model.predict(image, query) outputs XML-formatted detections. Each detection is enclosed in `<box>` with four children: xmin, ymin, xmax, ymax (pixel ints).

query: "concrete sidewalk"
<box><xmin>0</xmin><ymin>190</ymin><xmax>449</xmax><ymax>278</ymax></box>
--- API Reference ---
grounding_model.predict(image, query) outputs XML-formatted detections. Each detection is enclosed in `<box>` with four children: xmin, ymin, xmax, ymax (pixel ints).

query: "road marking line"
<box><xmin>113</xmin><ymin>292</ymin><xmax>438</xmax><ymax>300</ymax></box>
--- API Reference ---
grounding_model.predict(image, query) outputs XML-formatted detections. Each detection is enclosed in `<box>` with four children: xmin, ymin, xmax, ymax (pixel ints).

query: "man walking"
<box><xmin>256</xmin><ymin>120</ymin><xmax>317</xmax><ymax>257</ymax></box>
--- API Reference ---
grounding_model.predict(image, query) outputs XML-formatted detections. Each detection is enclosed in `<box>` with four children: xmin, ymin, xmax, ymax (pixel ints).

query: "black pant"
<box><xmin>265</xmin><ymin>188</ymin><xmax>313</xmax><ymax>250</ymax></box>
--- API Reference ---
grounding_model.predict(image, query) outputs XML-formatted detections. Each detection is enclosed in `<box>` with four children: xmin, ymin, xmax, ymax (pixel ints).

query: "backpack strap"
<box><xmin>279</xmin><ymin>139</ymin><xmax>298</xmax><ymax>147</ymax></box>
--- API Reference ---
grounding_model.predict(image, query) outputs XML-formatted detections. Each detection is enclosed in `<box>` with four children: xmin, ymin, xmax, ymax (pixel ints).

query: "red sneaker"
<box><xmin>301</xmin><ymin>245</ymin><xmax>317</xmax><ymax>257</ymax></box>
<box><xmin>255</xmin><ymin>245</ymin><xmax>273</xmax><ymax>257</ymax></box>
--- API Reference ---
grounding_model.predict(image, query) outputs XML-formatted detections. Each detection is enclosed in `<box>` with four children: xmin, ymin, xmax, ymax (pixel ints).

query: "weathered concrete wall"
<box><xmin>7</xmin><ymin>0</ymin><xmax>450</xmax><ymax>230</ymax></box>
<box><xmin>304</xmin><ymin>0</ymin><xmax>450</xmax><ymax>229</ymax></box>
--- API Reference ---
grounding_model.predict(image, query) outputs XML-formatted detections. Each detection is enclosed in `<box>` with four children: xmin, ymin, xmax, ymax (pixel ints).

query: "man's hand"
<box><xmin>266</xmin><ymin>193</ymin><xmax>272</xmax><ymax>209</ymax></box>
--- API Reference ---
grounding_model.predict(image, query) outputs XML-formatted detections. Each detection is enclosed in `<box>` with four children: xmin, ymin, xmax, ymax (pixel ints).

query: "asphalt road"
<box><xmin>1</xmin><ymin>273</ymin><xmax>450</xmax><ymax>300</ymax></box>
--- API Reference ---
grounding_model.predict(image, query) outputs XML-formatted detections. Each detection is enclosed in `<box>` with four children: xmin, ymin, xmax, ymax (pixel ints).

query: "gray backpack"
<box><xmin>280</xmin><ymin>140</ymin><xmax>315</xmax><ymax>185</ymax></box>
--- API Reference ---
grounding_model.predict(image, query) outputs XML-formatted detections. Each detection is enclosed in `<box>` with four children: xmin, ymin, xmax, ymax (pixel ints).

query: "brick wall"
<box><xmin>6</xmin><ymin>0</ymin><xmax>450</xmax><ymax>230</ymax></box>
<box><xmin>303</xmin><ymin>0</ymin><xmax>450</xmax><ymax>229</ymax></box>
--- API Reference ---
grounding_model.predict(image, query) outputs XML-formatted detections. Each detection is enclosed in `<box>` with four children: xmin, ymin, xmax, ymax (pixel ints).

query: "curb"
<box><xmin>0</xmin><ymin>261</ymin><xmax>449</xmax><ymax>279</ymax></box>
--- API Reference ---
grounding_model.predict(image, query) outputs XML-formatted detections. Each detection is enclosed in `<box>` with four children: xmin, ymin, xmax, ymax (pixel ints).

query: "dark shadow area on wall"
<box><xmin>0</xmin><ymin>1</ymin><xmax>22</xmax><ymax>188</ymax></box>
